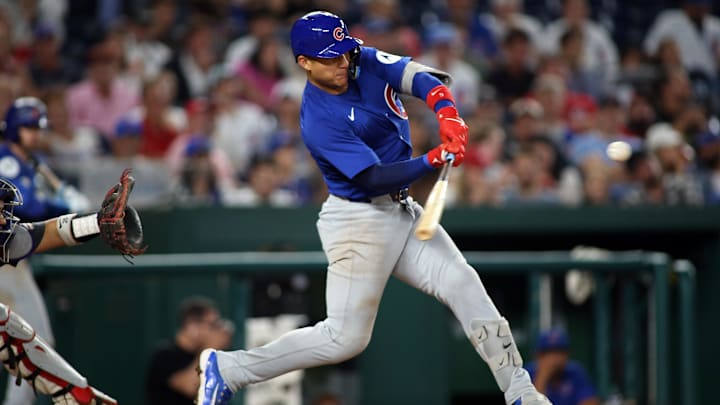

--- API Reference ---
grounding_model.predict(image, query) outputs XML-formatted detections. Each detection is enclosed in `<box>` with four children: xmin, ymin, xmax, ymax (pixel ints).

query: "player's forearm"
<box><xmin>35</xmin><ymin>213</ymin><xmax>100</xmax><ymax>253</ymax></box>
<box><xmin>411</xmin><ymin>72</ymin><xmax>455</xmax><ymax>112</ymax></box>
<box><xmin>354</xmin><ymin>157</ymin><xmax>434</xmax><ymax>193</ymax></box>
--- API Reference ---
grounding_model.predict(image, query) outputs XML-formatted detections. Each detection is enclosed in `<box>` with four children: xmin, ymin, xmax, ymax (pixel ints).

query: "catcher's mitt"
<box><xmin>98</xmin><ymin>168</ymin><xmax>147</xmax><ymax>258</ymax></box>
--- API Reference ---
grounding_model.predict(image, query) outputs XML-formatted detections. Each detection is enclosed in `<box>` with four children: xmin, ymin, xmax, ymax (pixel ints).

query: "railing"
<box><xmin>31</xmin><ymin>250</ymin><xmax>695</xmax><ymax>405</ymax></box>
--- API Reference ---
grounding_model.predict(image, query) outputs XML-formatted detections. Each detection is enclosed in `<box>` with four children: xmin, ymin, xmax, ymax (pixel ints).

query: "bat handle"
<box><xmin>439</xmin><ymin>152</ymin><xmax>455</xmax><ymax>180</ymax></box>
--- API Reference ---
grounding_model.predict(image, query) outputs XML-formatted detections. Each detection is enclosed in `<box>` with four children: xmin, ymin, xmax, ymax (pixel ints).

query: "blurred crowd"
<box><xmin>2</xmin><ymin>0</ymin><xmax>720</xmax><ymax>207</ymax></box>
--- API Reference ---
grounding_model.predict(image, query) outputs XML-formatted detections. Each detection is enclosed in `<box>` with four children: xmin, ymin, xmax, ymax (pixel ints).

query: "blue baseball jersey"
<box><xmin>300</xmin><ymin>46</ymin><xmax>415</xmax><ymax>201</ymax></box>
<box><xmin>0</xmin><ymin>144</ymin><xmax>70</xmax><ymax>221</ymax></box>
<box><xmin>526</xmin><ymin>361</ymin><xmax>598</xmax><ymax>405</ymax></box>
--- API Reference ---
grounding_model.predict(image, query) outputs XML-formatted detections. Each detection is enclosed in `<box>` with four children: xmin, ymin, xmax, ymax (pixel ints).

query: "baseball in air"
<box><xmin>606</xmin><ymin>141</ymin><xmax>632</xmax><ymax>162</ymax></box>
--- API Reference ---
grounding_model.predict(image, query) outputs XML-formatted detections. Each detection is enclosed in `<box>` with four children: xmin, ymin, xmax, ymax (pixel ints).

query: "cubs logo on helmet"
<box><xmin>290</xmin><ymin>11</ymin><xmax>363</xmax><ymax>59</ymax></box>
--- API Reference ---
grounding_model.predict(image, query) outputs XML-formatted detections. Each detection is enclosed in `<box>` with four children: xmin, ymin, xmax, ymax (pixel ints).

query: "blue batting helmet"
<box><xmin>290</xmin><ymin>11</ymin><xmax>363</xmax><ymax>59</ymax></box>
<box><xmin>0</xmin><ymin>177</ymin><xmax>22</xmax><ymax>263</ymax></box>
<box><xmin>1</xmin><ymin>97</ymin><xmax>49</xmax><ymax>143</ymax></box>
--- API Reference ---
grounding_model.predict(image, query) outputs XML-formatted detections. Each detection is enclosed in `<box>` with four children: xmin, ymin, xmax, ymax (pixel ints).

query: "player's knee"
<box><xmin>441</xmin><ymin>263</ymin><xmax>483</xmax><ymax>299</ymax></box>
<box><xmin>327</xmin><ymin>334</ymin><xmax>372</xmax><ymax>363</ymax></box>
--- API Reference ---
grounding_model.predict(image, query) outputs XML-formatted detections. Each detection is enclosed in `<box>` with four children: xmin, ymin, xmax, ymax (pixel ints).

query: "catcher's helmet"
<box><xmin>1</xmin><ymin>97</ymin><xmax>49</xmax><ymax>143</ymax></box>
<box><xmin>0</xmin><ymin>177</ymin><xmax>23</xmax><ymax>262</ymax></box>
<box><xmin>290</xmin><ymin>11</ymin><xmax>363</xmax><ymax>59</ymax></box>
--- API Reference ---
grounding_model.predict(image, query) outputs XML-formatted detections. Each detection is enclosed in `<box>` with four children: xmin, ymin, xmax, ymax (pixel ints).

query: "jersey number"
<box><xmin>375</xmin><ymin>51</ymin><xmax>402</xmax><ymax>64</ymax></box>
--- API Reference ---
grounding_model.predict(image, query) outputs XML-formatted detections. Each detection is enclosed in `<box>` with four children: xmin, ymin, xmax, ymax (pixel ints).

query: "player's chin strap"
<box><xmin>470</xmin><ymin>318</ymin><xmax>538</xmax><ymax>404</ymax></box>
<box><xmin>0</xmin><ymin>303</ymin><xmax>118</xmax><ymax>405</ymax></box>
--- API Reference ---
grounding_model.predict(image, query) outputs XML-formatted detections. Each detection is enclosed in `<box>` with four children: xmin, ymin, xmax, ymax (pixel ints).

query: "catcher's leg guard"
<box><xmin>0</xmin><ymin>303</ymin><xmax>117</xmax><ymax>405</ymax></box>
<box><xmin>470</xmin><ymin>318</ymin><xmax>545</xmax><ymax>404</ymax></box>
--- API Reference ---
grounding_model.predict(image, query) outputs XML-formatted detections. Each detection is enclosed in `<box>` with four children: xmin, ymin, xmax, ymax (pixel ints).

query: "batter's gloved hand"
<box><xmin>98</xmin><ymin>168</ymin><xmax>147</xmax><ymax>259</ymax></box>
<box><xmin>436</xmin><ymin>106</ymin><xmax>469</xmax><ymax>147</ymax></box>
<box><xmin>426</xmin><ymin>141</ymin><xmax>465</xmax><ymax>168</ymax></box>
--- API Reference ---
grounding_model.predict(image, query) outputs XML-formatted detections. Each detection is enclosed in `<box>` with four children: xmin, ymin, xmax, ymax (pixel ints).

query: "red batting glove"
<box><xmin>426</xmin><ymin>141</ymin><xmax>466</xmax><ymax>168</ymax></box>
<box><xmin>436</xmin><ymin>106</ymin><xmax>469</xmax><ymax>147</ymax></box>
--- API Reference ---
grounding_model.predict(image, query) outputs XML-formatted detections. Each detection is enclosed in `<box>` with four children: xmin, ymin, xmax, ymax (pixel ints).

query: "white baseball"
<box><xmin>606</xmin><ymin>141</ymin><xmax>632</xmax><ymax>162</ymax></box>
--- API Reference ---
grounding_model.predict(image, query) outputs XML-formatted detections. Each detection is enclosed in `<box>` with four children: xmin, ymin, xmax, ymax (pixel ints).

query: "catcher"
<box><xmin>1</xmin><ymin>169</ymin><xmax>145</xmax><ymax>404</ymax></box>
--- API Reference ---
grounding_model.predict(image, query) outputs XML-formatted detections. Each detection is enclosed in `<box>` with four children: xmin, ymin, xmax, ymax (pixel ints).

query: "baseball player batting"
<box><xmin>197</xmin><ymin>11</ymin><xmax>551</xmax><ymax>405</ymax></box>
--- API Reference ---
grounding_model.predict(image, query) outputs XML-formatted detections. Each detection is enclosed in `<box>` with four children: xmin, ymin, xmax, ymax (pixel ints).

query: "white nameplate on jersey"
<box><xmin>0</xmin><ymin>156</ymin><xmax>20</xmax><ymax>179</ymax></box>
<box><xmin>376</xmin><ymin>50</ymin><xmax>402</xmax><ymax>64</ymax></box>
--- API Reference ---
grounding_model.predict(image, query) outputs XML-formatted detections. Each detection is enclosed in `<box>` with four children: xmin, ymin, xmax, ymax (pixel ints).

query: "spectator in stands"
<box><xmin>625</xmin><ymin>91</ymin><xmax>658</xmax><ymax>137</ymax></box>
<box><xmin>644</xmin><ymin>0</ymin><xmax>720</xmax><ymax>85</ymax></box>
<box><xmin>350</xmin><ymin>0</ymin><xmax>422</xmax><ymax>57</ymax></box>
<box><xmin>225</xmin><ymin>8</ymin><xmax>283</xmax><ymax>70</ymax></box>
<box><xmin>526</xmin><ymin>328</ymin><xmax>600</xmax><ymax>405</ymax></box>
<box><xmin>542</xmin><ymin>0</ymin><xmax>619</xmax><ymax>92</ymax></box>
<box><xmin>653</xmin><ymin>67</ymin><xmax>693</xmax><ymax>123</ymax></box>
<box><xmin>529</xmin><ymin>136</ymin><xmax>583</xmax><ymax>206</ymax></box>
<box><xmin>558</xmin><ymin>26</ymin><xmax>606</xmax><ymax>99</ymax></box>
<box><xmin>581</xmin><ymin>158</ymin><xmax>612</xmax><ymax>205</ymax></box>
<box><xmin>166</xmin><ymin>98</ymin><xmax>235</xmax><ymax>190</ymax></box>
<box><xmin>418</xmin><ymin>23</ymin><xmax>480</xmax><ymax>114</ymax></box>
<box><xmin>459</xmin><ymin>123</ymin><xmax>508</xmax><ymax>206</ymax></box>
<box><xmin>124</xmin><ymin>10</ymin><xmax>173</xmax><ymax>83</ymax></box>
<box><xmin>531</xmin><ymin>73</ymin><xmax>571</xmax><ymax>145</ymax></box>
<box><xmin>0</xmin><ymin>13</ymin><xmax>31</xmax><ymax>95</ymax></box>
<box><xmin>501</xmin><ymin>144</ymin><xmax>560</xmax><ymax>205</ymax></box>
<box><xmin>138</xmin><ymin>70</ymin><xmax>182</xmax><ymax>158</ymax></box>
<box><xmin>236</xmin><ymin>36</ymin><xmax>288</xmax><ymax>111</ymax></box>
<box><xmin>505</xmin><ymin>97</ymin><xmax>545</xmax><ymax>156</ymax></box>
<box><xmin>486</xmin><ymin>28</ymin><xmax>536</xmax><ymax>108</ymax></box>
<box><xmin>224</xmin><ymin>155</ymin><xmax>299</xmax><ymax>207</ymax></box>
<box><xmin>478</xmin><ymin>0</ymin><xmax>543</xmax><ymax>54</ymax></box>
<box><xmin>66</xmin><ymin>30</ymin><xmax>139</xmax><ymax>139</ymax></box>
<box><xmin>211</xmin><ymin>73</ymin><xmax>274</xmax><ymax>177</ymax></box>
<box><xmin>145</xmin><ymin>296</ymin><xmax>234</xmax><ymax>405</ymax></box>
<box><xmin>28</xmin><ymin>23</ymin><xmax>82</xmax><ymax>90</ymax></box>
<box><xmin>166</xmin><ymin>16</ymin><xmax>219</xmax><ymax>105</ymax></box>
<box><xmin>646</xmin><ymin>123</ymin><xmax>705</xmax><ymax>205</ymax></box>
<box><xmin>110</xmin><ymin>116</ymin><xmax>143</xmax><ymax>159</ymax></box>
<box><xmin>612</xmin><ymin>150</ymin><xmax>664</xmax><ymax>206</ymax></box>
<box><xmin>695</xmin><ymin>130</ymin><xmax>720</xmax><ymax>203</ymax></box>
<box><xmin>266</xmin><ymin>78</ymin><xmax>317</xmax><ymax>204</ymax></box>
<box><xmin>173</xmin><ymin>136</ymin><xmax>223</xmax><ymax>206</ymax></box>
<box><xmin>43</xmin><ymin>86</ymin><xmax>102</xmax><ymax>178</ymax></box>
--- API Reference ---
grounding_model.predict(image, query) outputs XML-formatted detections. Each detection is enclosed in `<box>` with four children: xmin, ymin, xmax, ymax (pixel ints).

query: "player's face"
<box><xmin>299</xmin><ymin>53</ymin><xmax>351</xmax><ymax>94</ymax></box>
<box><xmin>19</xmin><ymin>127</ymin><xmax>43</xmax><ymax>151</ymax></box>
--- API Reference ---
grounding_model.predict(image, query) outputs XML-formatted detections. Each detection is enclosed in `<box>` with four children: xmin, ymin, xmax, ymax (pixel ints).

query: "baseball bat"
<box><xmin>415</xmin><ymin>154</ymin><xmax>454</xmax><ymax>241</ymax></box>
<box><xmin>33</xmin><ymin>158</ymin><xmax>63</xmax><ymax>192</ymax></box>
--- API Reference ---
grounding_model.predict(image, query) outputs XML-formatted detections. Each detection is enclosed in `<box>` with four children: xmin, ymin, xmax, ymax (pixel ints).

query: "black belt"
<box><xmin>336</xmin><ymin>188</ymin><xmax>409</xmax><ymax>203</ymax></box>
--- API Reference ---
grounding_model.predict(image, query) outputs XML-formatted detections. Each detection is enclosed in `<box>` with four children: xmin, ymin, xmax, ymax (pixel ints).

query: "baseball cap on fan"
<box><xmin>535</xmin><ymin>328</ymin><xmax>570</xmax><ymax>353</ymax></box>
<box><xmin>290</xmin><ymin>11</ymin><xmax>363</xmax><ymax>59</ymax></box>
<box><xmin>645</xmin><ymin>123</ymin><xmax>683</xmax><ymax>153</ymax></box>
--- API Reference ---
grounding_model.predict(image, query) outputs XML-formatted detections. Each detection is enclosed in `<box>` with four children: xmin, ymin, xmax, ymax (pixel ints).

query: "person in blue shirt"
<box><xmin>526</xmin><ymin>328</ymin><xmax>600</xmax><ymax>405</ymax></box>
<box><xmin>197</xmin><ymin>11</ymin><xmax>551</xmax><ymax>405</ymax></box>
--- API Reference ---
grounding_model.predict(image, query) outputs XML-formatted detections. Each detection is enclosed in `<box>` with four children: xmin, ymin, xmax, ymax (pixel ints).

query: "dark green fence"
<box><xmin>28</xmin><ymin>250</ymin><xmax>694</xmax><ymax>405</ymax></box>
